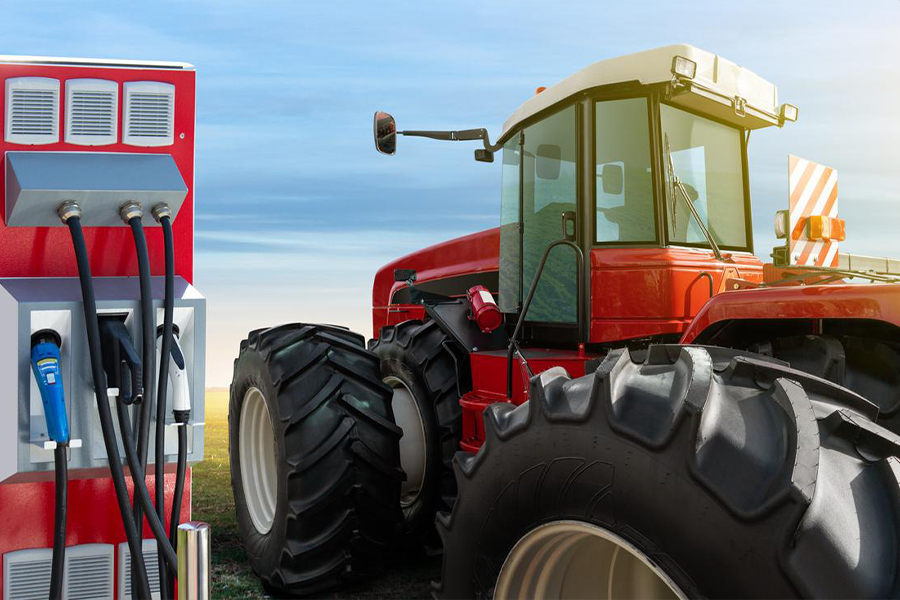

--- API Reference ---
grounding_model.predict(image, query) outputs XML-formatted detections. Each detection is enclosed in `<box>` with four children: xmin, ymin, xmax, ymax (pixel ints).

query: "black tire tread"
<box><xmin>437</xmin><ymin>345</ymin><xmax>900</xmax><ymax>599</ymax></box>
<box><xmin>230</xmin><ymin>323</ymin><xmax>403</xmax><ymax>596</ymax></box>
<box><xmin>370</xmin><ymin>319</ymin><xmax>465</xmax><ymax>546</ymax></box>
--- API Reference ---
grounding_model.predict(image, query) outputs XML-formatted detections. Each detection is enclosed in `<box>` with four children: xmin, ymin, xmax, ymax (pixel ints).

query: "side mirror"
<box><xmin>535</xmin><ymin>144</ymin><xmax>561</xmax><ymax>180</ymax></box>
<box><xmin>373</xmin><ymin>111</ymin><xmax>397</xmax><ymax>155</ymax></box>
<box><xmin>600</xmin><ymin>163</ymin><xmax>624</xmax><ymax>195</ymax></box>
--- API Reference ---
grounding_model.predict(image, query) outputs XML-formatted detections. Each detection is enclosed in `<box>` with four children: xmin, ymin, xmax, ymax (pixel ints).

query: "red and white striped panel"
<box><xmin>788</xmin><ymin>154</ymin><xmax>839</xmax><ymax>267</ymax></box>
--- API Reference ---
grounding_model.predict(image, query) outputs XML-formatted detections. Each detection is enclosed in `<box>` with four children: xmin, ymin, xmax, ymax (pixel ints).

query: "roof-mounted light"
<box><xmin>780</xmin><ymin>103</ymin><xmax>799</xmax><ymax>123</ymax></box>
<box><xmin>671</xmin><ymin>56</ymin><xmax>697</xmax><ymax>80</ymax></box>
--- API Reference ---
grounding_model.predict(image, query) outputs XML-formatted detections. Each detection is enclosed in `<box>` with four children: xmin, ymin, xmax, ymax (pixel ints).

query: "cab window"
<box><xmin>594</xmin><ymin>98</ymin><xmax>656</xmax><ymax>244</ymax></box>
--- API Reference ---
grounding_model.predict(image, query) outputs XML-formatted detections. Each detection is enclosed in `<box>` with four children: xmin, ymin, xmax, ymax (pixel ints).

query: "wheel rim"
<box><xmin>384</xmin><ymin>375</ymin><xmax>427</xmax><ymax>507</ymax></box>
<box><xmin>495</xmin><ymin>520</ymin><xmax>686</xmax><ymax>600</ymax></box>
<box><xmin>239</xmin><ymin>387</ymin><xmax>278</xmax><ymax>535</ymax></box>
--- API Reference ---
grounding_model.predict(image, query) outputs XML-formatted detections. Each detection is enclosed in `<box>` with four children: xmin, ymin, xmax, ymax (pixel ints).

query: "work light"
<box><xmin>671</xmin><ymin>55</ymin><xmax>697</xmax><ymax>79</ymax></box>
<box><xmin>780</xmin><ymin>103</ymin><xmax>799</xmax><ymax>122</ymax></box>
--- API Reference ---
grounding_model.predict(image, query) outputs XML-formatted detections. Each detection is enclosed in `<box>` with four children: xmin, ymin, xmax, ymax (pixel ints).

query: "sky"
<box><xmin>1</xmin><ymin>1</ymin><xmax>898</xmax><ymax>386</ymax></box>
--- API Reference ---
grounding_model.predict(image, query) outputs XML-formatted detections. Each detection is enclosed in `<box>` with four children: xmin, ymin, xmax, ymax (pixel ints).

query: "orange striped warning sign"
<box><xmin>788</xmin><ymin>154</ymin><xmax>839</xmax><ymax>267</ymax></box>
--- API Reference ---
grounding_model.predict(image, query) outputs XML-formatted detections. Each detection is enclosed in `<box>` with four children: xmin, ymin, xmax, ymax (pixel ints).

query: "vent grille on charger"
<box><xmin>5</xmin><ymin>77</ymin><xmax>60</xmax><ymax>144</ymax></box>
<box><xmin>119</xmin><ymin>540</ymin><xmax>161</xmax><ymax>599</ymax></box>
<box><xmin>123</xmin><ymin>81</ymin><xmax>174</xmax><ymax>146</ymax></box>
<box><xmin>65</xmin><ymin>550</ymin><xmax>113</xmax><ymax>600</ymax></box>
<box><xmin>3</xmin><ymin>544</ymin><xmax>113</xmax><ymax>600</ymax></box>
<box><xmin>10</xmin><ymin>90</ymin><xmax>56</xmax><ymax>135</ymax></box>
<box><xmin>65</xmin><ymin>79</ymin><xmax>118</xmax><ymax>145</ymax></box>
<box><xmin>4</xmin><ymin>551</ymin><xmax>52</xmax><ymax>600</ymax></box>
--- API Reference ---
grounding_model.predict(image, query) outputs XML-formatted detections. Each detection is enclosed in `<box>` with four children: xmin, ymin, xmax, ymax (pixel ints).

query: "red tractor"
<box><xmin>230</xmin><ymin>45</ymin><xmax>900</xmax><ymax>598</ymax></box>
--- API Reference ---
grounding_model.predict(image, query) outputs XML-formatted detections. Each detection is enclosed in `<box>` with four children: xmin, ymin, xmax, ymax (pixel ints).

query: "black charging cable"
<box><xmin>50</xmin><ymin>443</ymin><xmax>67</xmax><ymax>599</ymax></box>
<box><xmin>121</xmin><ymin>202</ymin><xmax>156</xmax><ymax>554</ymax></box>
<box><xmin>152</xmin><ymin>204</ymin><xmax>179</xmax><ymax>595</ymax></box>
<box><xmin>58</xmin><ymin>202</ymin><xmax>153</xmax><ymax>600</ymax></box>
<box><xmin>107</xmin><ymin>203</ymin><xmax>179</xmax><ymax>575</ymax></box>
<box><xmin>121</xmin><ymin>201</ymin><xmax>160</xmax><ymax>596</ymax></box>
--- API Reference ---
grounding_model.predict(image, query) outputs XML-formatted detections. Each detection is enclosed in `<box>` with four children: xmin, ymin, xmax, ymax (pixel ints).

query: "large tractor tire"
<box><xmin>436</xmin><ymin>345</ymin><xmax>900</xmax><ymax>599</ymax></box>
<box><xmin>229</xmin><ymin>323</ymin><xmax>404</xmax><ymax>595</ymax></box>
<box><xmin>369</xmin><ymin>319</ymin><xmax>464</xmax><ymax>548</ymax></box>
<box><xmin>751</xmin><ymin>334</ymin><xmax>900</xmax><ymax>435</ymax></box>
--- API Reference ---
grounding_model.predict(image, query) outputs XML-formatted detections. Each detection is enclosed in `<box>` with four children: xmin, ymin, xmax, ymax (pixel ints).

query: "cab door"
<box><xmin>498</xmin><ymin>104</ymin><xmax>580</xmax><ymax>335</ymax></box>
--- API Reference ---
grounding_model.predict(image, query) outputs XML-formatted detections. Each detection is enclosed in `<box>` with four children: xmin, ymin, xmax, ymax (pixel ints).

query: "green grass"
<box><xmin>193</xmin><ymin>391</ymin><xmax>441</xmax><ymax>599</ymax></box>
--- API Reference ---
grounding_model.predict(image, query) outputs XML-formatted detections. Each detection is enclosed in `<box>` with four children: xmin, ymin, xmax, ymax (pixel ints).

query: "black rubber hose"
<box><xmin>127</xmin><ymin>216</ymin><xmax>155</xmax><ymax>578</ymax></box>
<box><xmin>49</xmin><ymin>443</ymin><xmax>68</xmax><ymax>600</ymax></box>
<box><xmin>168</xmin><ymin>427</ymin><xmax>187</xmax><ymax>548</ymax></box>
<box><xmin>128</xmin><ymin>216</ymin><xmax>154</xmax><ymax>473</ymax></box>
<box><xmin>167</xmin><ymin>425</ymin><xmax>187</xmax><ymax>598</ymax></box>
<box><xmin>114</xmin><ymin>395</ymin><xmax>179</xmax><ymax>569</ymax></box>
<box><xmin>156</xmin><ymin>214</ymin><xmax>176</xmax><ymax>594</ymax></box>
<box><xmin>65</xmin><ymin>216</ymin><xmax>153</xmax><ymax>600</ymax></box>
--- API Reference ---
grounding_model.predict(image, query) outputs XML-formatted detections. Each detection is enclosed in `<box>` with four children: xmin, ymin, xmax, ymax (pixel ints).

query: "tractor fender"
<box><xmin>681</xmin><ymin>283</ymin><xmax>900</xmax><ymax>344</ymax></box>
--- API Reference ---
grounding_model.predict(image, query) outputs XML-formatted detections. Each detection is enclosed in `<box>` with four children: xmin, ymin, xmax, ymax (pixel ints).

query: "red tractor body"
<box><xmin>374</xmin><ymin>229</ymin><xmax>900</xmax><ymax>452</ymax></box>
<box><xmin>370</xmin><ymin>42</ymin><xmax>900</xmax><ymax>454</ymax></box>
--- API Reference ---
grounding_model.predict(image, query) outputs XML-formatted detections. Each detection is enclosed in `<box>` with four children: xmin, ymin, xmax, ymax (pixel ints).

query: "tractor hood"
<box><xmin>502</xmin><ymin>44</ymin><xmax>789</xmax><ymax>138</ymax></box>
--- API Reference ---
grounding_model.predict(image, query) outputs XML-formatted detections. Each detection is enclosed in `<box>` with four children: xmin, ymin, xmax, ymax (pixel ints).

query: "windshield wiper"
<box><xmin>663</xmin><ymin>133</ymin><xmax>723</xmax><ymax>261</ymax></box>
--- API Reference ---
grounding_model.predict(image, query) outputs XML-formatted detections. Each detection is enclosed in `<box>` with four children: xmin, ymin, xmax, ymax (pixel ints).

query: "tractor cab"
<box><xmin>495</xmin><ymin>44</ymin><xmax>795</xmax><ymax>347</ymax></box>
<box><xmin>375</xmin><ymin>45</ymin><xmax>798</xmax><ymax>349</ymax></box>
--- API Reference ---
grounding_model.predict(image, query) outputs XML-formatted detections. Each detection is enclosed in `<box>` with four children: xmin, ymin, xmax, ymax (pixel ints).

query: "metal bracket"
<box><xmin>32</xmin><ymin>439</ymin><xmax>83</xmax><ymax>450</ymax></box>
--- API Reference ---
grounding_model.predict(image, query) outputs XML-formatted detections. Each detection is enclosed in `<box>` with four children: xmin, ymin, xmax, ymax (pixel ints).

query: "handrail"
<box><xmin>698</xmin><ymin>271</ymin><xmax>714</xmax><ymax>299</ymax></box>
<box><xmin>507</xmin><ymin>239</ymin><xmax>585</xmax><ymax>399</ymax></box>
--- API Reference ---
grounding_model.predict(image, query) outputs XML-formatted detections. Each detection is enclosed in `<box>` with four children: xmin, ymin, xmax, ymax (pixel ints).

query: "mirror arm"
<box><xmin>399</xmin><ymin>128</ymin><xmax>501</xmax><ymax>152</ymax></box>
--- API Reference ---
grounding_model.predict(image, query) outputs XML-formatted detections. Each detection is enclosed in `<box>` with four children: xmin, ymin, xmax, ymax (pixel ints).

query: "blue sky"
<box><xmin>2</xmin><ymin>1</ymin><xmax>898</xmax><ymax>385</ymax></box>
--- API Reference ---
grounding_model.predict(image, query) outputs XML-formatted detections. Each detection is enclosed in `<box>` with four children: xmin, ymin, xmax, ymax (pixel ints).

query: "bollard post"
<box><xmin>177</xmin><ymin>521</ymin><xmax>211</xmax><ymax>600</ymax></box>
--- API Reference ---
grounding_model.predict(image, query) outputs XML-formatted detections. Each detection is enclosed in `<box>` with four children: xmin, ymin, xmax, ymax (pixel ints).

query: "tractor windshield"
<box><xmin>660</xmin><ymin>104</ymin><xmax>749</xmax><ymax>250</ymax></box>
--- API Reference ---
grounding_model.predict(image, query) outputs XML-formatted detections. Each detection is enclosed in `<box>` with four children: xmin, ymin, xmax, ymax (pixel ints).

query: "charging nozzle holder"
<box><xmin>98</xmin><ymin>317</ymin><xmax>143</xmax><ymax>405</ymax></box>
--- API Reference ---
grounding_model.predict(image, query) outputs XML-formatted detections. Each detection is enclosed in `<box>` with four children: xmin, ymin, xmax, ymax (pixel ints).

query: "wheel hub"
<box><xmin>239</xmin><ymin>387</ymin><xmax>278</xmax><ymax>535</ymax></box>
<box><xmin>384</xmin><ymin>376</ymin><xmax>427</xmax><ymax>507</ymax></box>
<box><xmin>495</xmin><ymin>520</ymin><xmax>686</xmax><ymax>600</ymax></box>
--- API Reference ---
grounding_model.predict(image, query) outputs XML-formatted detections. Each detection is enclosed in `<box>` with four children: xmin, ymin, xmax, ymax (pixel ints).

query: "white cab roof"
<box><xmin>502</xmin><ymin>44</ymin><xmax>781</xmax><ymax>137</ymax></box>
<box><xmin>0</xmin><ymin>55</ymin><xmax>193</xmax><ymax>69</ymax></box>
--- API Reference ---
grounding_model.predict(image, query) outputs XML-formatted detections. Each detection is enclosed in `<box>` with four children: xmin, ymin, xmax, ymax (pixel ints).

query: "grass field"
<box><xmin>193</xmin><ymin>390</ymin><xmax>440</xmax><ymax>599</ymax></box>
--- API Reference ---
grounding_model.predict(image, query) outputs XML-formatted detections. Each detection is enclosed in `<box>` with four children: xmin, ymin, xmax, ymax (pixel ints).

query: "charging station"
<box><xmin>0</xmin><ymin>55</ymin><xmax>206</xmax><ymax>599</ymax></box>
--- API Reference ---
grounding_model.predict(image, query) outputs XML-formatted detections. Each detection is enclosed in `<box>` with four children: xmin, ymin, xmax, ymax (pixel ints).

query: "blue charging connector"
<box><xmin>31</xmin><ymin>329</ymin><xmax>69</xmax><ymax>444</ymax></box>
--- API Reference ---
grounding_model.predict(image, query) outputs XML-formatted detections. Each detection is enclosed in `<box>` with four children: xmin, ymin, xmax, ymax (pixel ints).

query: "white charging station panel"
<box><xmin>0</xmin><ymin>276</ymin><xmax>206</xmax><ymax>484</ymax></box>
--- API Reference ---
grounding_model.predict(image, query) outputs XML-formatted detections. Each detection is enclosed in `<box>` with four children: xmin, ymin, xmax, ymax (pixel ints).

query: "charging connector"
<box><xmin>159</xmin><ymin>324</ymin><xmax>191</xmax><ymax>425</ymax></box>
<box><xmin>98</xmin><ymin>317</ymin><xmax>143</xmax><ymax>405</ymax></box>
<box><xmin>31</xmin><ymin>329</ymin><xmax>69</xmax><ymax>600</ymax></box>
<box><xmin>31</xmin><ymin>329</ymin><xmax>69</xmax><ymax>444</ymax></box>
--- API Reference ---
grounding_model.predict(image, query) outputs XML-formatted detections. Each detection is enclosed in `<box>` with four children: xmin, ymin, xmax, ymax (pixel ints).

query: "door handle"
<box><xmin>561</xmin><ymin>210</ymin><xmax>576</xmax><ymax>242</ymax></box>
